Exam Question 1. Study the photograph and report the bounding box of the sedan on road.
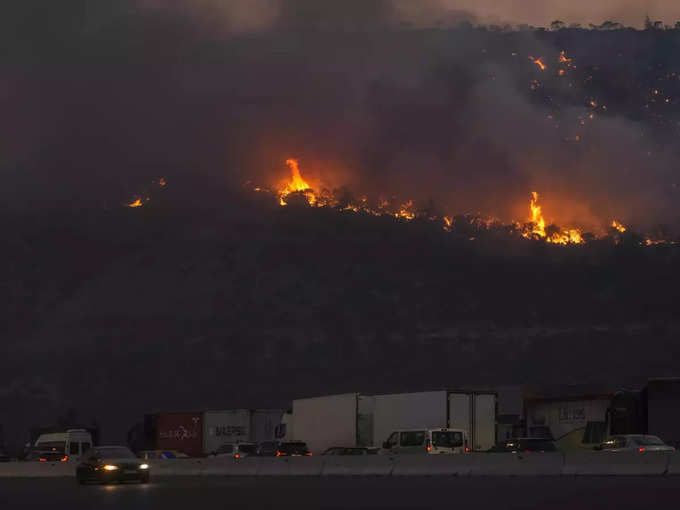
[595,435,675,453]
[76,446,150,484]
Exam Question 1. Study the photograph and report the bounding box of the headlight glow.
[139,464,149,470]
[103,465,119,471]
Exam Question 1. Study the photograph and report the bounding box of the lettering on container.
[159,417,201,442]
[212,425,247,437]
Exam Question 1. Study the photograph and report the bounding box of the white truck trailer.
[292,390,497,454]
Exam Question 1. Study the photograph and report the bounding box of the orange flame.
[523,192,583,244]
[529,191,546,237]
[158,177,167,187]
[612,220,626,233]
[278,158,317,206]
[127,197,145,208]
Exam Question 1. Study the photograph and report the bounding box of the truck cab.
[381,428,469,455]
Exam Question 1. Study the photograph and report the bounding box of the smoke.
[0,0,678,230]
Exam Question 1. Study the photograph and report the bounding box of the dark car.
[257,441,280,457]
[276,441,312,457]
[488,438,557,453]
[76,446,150,484]
[0,450,11,462]
[321,447,375,456]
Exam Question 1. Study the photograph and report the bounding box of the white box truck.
[292,390,497,454]
[373,390,497,452]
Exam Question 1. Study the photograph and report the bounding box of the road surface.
[1,476,679,509]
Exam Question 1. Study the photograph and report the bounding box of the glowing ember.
[612,220,626,233]
[558,50,573,65]
[127,197,145,208]
[158,177,167,187]
[529,56,546,71]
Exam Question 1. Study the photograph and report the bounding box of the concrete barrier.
[391,454,472,476]
[470,453,564,476]
[150,458,206,476]
[666,453,680,475]
[0,461,75,477]
[321,456,395,476]
[256,457,324,476]
[201,458,259,476]
[563,451,671,476]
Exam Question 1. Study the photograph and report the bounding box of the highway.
[1,476,679,509]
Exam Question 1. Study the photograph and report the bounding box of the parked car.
[594,435,675,453]
[210,442,257,459]
[257,441,280,457]
[76,446,150,484]
[276,441,312,457]
[321,447,376,456]
[139,450,188,460]
[24,447,69,462]
[0,450,11,462]
[381,428,469,455]
[487,438,557,453]
[34,429,92,462]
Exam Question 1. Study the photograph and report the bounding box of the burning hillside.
[248,158,671,246]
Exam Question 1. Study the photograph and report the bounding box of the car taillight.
[276,451,282,457]
[39,458,47,462]
[60,456,68,462]
[465,447,470,453]
[234,453,240,459]
[525,450,533,453]
[638,447,645,452]
[426,439,431,453]
[305,452,312,456]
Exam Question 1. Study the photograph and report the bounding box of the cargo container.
[156,412,203,457]
[291,390,497,454]
[203,409,284,455]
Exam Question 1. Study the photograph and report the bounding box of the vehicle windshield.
[432,431,464,448]
[279,442,308,453]
[238,444,256,454]
[521,439,557,451]
[95,447,137,458]
[634,436,666,446]
[35,442,65,451]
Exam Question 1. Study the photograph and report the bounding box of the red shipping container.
[156,412,203,457]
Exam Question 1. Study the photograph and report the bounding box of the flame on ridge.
[612,220,626,233]
[279,158,317,206]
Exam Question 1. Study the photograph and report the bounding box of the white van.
[34,429,93,461]
[381,428,469,455]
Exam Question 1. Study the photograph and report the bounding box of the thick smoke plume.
[2,1,678,231]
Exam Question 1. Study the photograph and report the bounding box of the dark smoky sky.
[1,0,679,229]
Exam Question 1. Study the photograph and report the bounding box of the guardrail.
[1,452,678,478]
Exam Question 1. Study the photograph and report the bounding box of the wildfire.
[529,56,546,71]
[528,191,546,237]
[558,50,572,65]
[612,220,626,233]
[251,159,672,248]
[158,177,167,187]
[522,192,583,244]
[278,158,317,206]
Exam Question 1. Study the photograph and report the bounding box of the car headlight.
[139,464,149,470]
[103,465,119,471]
